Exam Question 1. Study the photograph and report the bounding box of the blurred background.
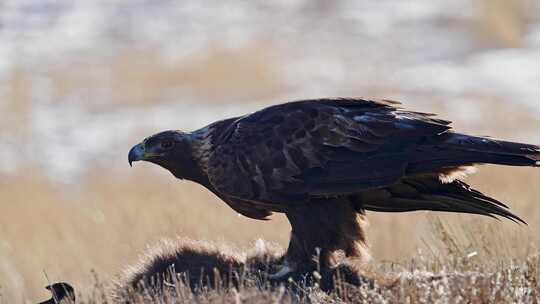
[1,0,540,302]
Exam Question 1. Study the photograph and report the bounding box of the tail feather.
[408,133,540,174]
[441,133,540,165]
[359,132,536,222]
[360,177,525,224]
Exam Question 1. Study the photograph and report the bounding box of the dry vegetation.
[2,157,540,303]
[4,91,540,301]
[2,1,540,302]
[4,77,540,303]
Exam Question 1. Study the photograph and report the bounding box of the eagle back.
[203,98,451,209]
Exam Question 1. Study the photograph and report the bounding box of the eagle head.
[128,130,195,179]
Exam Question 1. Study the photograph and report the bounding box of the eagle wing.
[206,98,452,208]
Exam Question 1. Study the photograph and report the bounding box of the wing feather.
[206,98,451,207]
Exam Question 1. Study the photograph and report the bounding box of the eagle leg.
[281,199,370,278]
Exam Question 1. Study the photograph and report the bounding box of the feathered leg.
[272,199,369,280]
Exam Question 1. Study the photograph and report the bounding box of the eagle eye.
[160,140,174,150]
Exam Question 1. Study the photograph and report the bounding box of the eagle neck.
[186,126,213,185]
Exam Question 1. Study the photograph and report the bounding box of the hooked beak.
[128,143,145,167]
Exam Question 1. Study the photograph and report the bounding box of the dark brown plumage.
[38,282,75,304]
[128,98,540,277]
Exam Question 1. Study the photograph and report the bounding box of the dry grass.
[3,87,540,303]
[2,162,540,303]
[0,168,291,302]
[2,92,540,303]
[1,103,539,302]
[1,3,539,300]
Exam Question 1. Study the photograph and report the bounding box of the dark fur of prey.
[111,238,376,302]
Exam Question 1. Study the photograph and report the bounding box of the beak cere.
[128,143,145,167]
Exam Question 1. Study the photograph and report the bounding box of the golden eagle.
[129,98,539,277]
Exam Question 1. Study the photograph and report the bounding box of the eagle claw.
[268,265,295,280]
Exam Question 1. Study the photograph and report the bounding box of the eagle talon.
[268,265,295,280]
